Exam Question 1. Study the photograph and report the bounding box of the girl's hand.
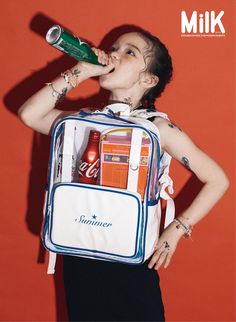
[148,222,184,270]
[74,48,115,79]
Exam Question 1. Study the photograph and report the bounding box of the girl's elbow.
[204,168,230,193]
[214,170,230,194]
[18,106,33,128]
[222,172,230,192]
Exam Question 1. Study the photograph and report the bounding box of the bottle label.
[78,159,100,179]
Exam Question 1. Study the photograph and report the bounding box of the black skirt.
[63,255,165,321]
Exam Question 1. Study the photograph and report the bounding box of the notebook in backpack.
[42,103,175,274]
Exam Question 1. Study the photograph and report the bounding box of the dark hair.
[137,30,173,111]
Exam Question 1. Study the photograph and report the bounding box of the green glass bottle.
[46,25,102,65]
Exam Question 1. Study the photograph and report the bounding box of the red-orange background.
[0,1,235,321]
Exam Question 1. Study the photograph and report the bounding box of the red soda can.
[78,130,100,184]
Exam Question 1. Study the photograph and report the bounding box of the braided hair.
[137,30,173,112]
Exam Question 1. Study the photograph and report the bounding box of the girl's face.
[99,32,150,95]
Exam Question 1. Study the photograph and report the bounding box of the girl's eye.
[110,47,116,52]
[126,49,135,56]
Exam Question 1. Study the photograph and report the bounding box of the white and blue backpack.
[42,103,175,274]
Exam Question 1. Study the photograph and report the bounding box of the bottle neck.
[88,138,99,144]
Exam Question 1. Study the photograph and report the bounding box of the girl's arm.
[18,51,114,135]
[148,117,229,270]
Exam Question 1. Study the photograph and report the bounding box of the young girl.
[18,27,229,321]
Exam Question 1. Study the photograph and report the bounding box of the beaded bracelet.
[174,218,193,239]
[61,68,80,88]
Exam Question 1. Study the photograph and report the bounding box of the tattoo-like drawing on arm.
[182,156,191,171]
[56,87,68,104]
[168,121,182,132]
[71,68,81,76]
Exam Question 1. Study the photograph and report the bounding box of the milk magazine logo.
[75,214,112,228]
[181,11,226,37]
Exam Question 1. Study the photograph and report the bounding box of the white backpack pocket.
[46,183,144,262]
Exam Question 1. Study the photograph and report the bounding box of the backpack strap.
[47,252,57,274]
[127,128,143,193]
[130,108,169,120]
[158,153,175,228]
[130,109,175,228]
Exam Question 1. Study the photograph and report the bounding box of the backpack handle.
[78,109,134,125]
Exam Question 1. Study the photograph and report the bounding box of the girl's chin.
[99,77,115,90]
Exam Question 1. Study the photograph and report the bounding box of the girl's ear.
[141,73,159,89]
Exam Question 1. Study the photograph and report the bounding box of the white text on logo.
[181,11,225,35]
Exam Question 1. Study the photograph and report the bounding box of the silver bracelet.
[174,218,193,239]
[46,82,68,103]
